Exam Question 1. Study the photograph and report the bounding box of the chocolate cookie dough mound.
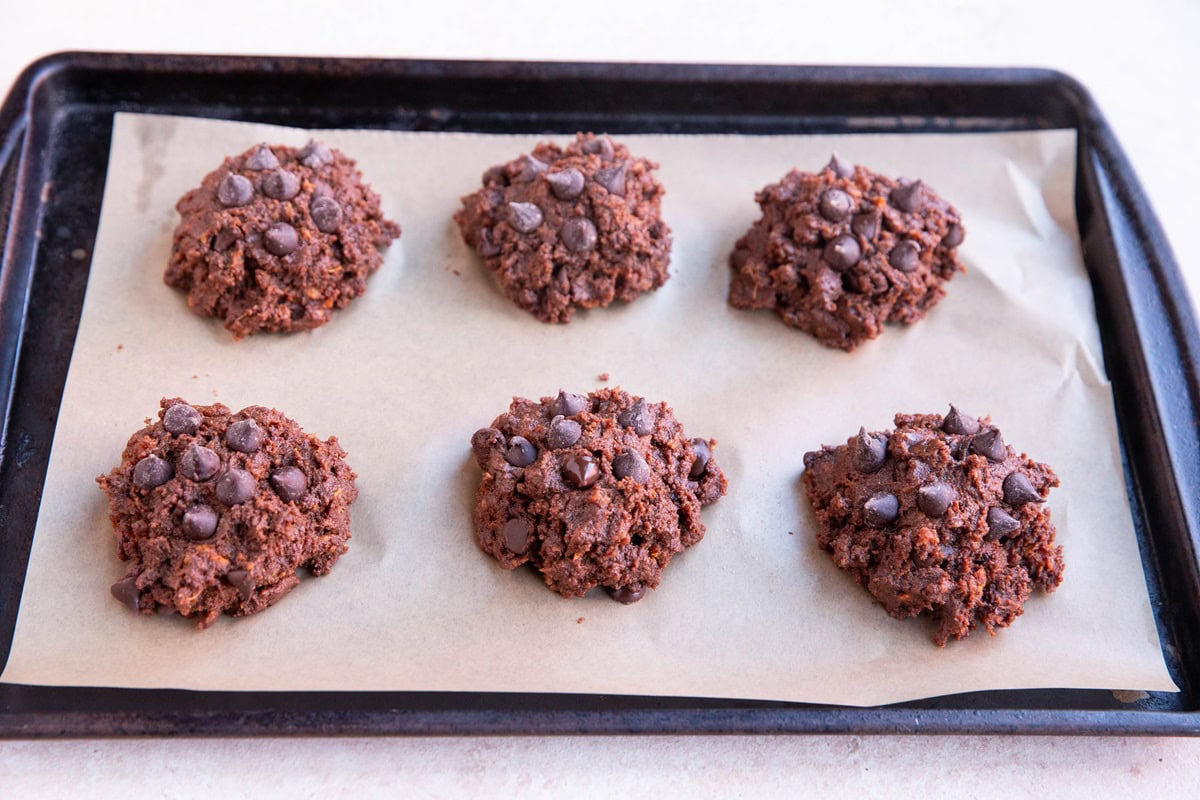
[167,141,400,338]
[97,398,358,628]
[455,133,672,323]
[730,154,965,351]
[470,388,726,602]
[801,406,1062,644]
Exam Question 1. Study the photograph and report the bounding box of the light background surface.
[1,0,1198,796]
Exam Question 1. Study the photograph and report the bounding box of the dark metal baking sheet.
[0,53,1196,737]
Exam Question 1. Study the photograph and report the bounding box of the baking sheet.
[0,113,1177,706]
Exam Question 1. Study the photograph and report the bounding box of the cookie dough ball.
[167,141,400,338]
[729,154,965,350]
[97,398,358,628]
[470,388,726,602]
[455,133,673,323]
[802,406,1063,645]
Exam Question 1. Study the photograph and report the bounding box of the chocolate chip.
[133,454,172,489]
[179,444,220,482]
[917,482,956,517]
[594,164,627,196]
[608,583,646,604]
[689,439,711,480]
[1002,472,1042,506]
[110,576,140,611]
[970,429,1006,462]
[987,507,1021,540]
[163,403,201,436]
[182,504,219,540]
[311,196,343,233]
[517,155,548,183]
[482,165,506,185]
[890,180,926,213]
[502,518,530,555]
[546,168,585,200]
[617,399,654,435]
[227,569,255,598]
[504,436,537,467]
[612,450,650,483]
[270,466,307,502]
[826,153,855,179]
[863,492,899,527]
[215,468,256,505]
[263,222,299,256]
[478,227,501,257]
[213,228,240,252]
[226,418,264,453]
[851,212,879,241]
[216,174,253,207]
[245,144,280,170]
[560,217,598,252]
[851,427,887,474]
[942,223,964,248]
[823,234,861,271]
[819,188,854,222]
[312,181,335,200]
[508,202,543,233]
[262,169,301,201]
[551,390,589,417]
[562,453,600,488]
[941,405,980,435]
[889,240,921,272]
[547,416,582,449]
[299,140,333,168]
[582,135,615,160]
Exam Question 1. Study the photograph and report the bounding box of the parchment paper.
[0,113,1177,705]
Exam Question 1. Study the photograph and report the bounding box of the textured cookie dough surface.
[471,388,727,602]
[455,133,673,323]
[729,154,965,350]
[802,407,1063,645]
[167,141,400,338]
[97,398,358,628]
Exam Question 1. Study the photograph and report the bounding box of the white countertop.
[2,1,1198,796]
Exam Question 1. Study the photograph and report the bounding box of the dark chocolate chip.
[263,222,299,256]
[546,168,585,200]
[299,140,333,168]
[182,504,219,540]
[312,181,335,200]
[890,180,926,213]
[689,439,711,480]
[608,583,646,604]
[851,212,879,241]
[917,482,956,517]
[863,492,900,527]
[226,418,264,453]
[133,454,172,489]
[851,427,887,474]
[818,188,854,222]
[517,155,548,182]
[612,450,651,484]
[477,227,501,257]
[560,217,598,252]
[245,144,280,170]
[215,468,256,505]
[547,416,582,450]
[110,576,141,611]
[1002,472,1042,506]
[482,165,506,186]
[227,569,255,598]
[310,196,343,233]
[942,223,965,248]
[504,436,537,467]
[617,399,654,436]
[562,453,600,488]
[163,403,201,436]
[551,390,588,417]
[594,164,627,196]
[826,153,855,179]
[942,405,981,435]
[508,201,543,233]
[179,444,220,482]
[262,169,300,200]
[216,174,253,207]
[823,234,862,271]
[581,135,615,160]
[502,518,530,555]
[889,240,921,272]
[987,506,1021,540]
[213,228,240,252]
[270,466,307,502]
[970,429,1007,462]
